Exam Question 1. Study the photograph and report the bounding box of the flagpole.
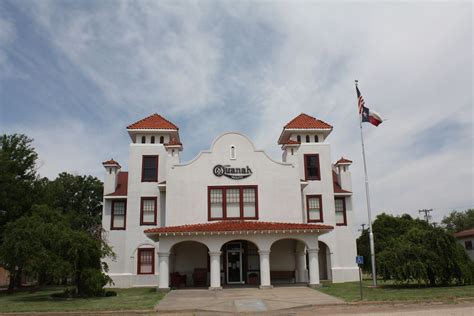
[355,80,377,287]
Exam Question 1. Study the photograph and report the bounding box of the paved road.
[267,301,474,316]
[157,302,474,315]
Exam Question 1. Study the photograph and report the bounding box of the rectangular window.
[111,200,126,230]
[141,155,158,182]
[208,186,258,220]
[140,197,157,225]
[307,195,323,222]
[209,188,224,219]
[226,188,241,218]
[137,248,155,274]
[304,154,320,180]
[335,197,347,226]
[465,241,473,250]
[243,188,256,218]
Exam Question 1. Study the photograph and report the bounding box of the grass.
[0,286,166,313]
[317,279,474,302]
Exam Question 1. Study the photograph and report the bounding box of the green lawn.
[317,280,474,302]
[0,287,166,313]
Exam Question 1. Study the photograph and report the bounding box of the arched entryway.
[270,238,308,284]
[169,241,209,288]
[318,241,332,281]
[220,240,259,286]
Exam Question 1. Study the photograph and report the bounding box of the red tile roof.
[102,159,121,167]
[145,221,333,234]
[454,228,474,238]
[127,113,178,130]
[332,171,352,194]
[333,182,351,194]
[281,139,301,145]
[165,138,182,146]
[336,157,352,164]
[105,172,128,196]
[284,113,333,130]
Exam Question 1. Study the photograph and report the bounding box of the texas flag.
[356,85,383,127]
[361,106,383,126]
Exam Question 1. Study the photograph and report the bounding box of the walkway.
[154,285,344,313]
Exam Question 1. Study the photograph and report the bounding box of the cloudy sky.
[1,0,472,228]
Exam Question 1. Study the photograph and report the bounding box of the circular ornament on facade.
[213,164,225,177]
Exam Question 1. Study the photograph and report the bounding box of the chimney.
[102,159,121,195]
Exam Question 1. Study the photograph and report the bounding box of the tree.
[358,213,474,285]
[378,226,474,286]
[0,134,39,239]
[0,205,113,295]
[46,173,104,239]
[356,213,428,272]
[442,209,474,233]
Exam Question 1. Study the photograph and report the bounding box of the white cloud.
[6,120,129,180]
[4,1,473,227]
[28,1,222,115]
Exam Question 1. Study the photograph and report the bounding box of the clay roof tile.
[127,113,178,130]
[284,113,333,130]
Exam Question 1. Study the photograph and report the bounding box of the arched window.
[230,146,236,159]
[141,136,146,144]
[159,136,164,144]
[151,136,155,144]
[297,135,301,142]
[305,135,310,143]
[314,135,319,143]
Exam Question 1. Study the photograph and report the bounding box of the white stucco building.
[102,113,359,289]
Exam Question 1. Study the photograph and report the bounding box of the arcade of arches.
[154,234,332,290]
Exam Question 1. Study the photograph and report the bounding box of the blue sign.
[356,256,364,265]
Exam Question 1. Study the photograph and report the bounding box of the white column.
[209,251,222,290]
[295,250,308,283]
[158,252,170,290]
[307,248,320,287]
[258,250,272,289]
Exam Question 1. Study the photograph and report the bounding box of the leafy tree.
[358,213,474,285]
[46,173,104,239]
[0,134,39,239]
[356,213,428,272]
[378,226,474,285]
[0,205,113,295]
[442,209,474,233]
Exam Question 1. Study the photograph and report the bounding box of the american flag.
[356,85,365,114]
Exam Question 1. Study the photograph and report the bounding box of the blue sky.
[1,0,472,227]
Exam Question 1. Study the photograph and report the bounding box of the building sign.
[213,164,253,180]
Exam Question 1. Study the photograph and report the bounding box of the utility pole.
[419,209,433,223]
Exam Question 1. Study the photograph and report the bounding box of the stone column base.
[209,286,223,291]
[259,285,274,289]
[156,287,170,292]
[308,284,322,288]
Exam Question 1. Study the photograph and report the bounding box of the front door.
[226,242,243,284]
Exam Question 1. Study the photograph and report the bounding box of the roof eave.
[278,128,333,144]
[104,195,128,199]
[145,227,333,237]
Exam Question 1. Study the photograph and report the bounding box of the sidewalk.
[155,286,344,313]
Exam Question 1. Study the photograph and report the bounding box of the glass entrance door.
[226,242,243,284]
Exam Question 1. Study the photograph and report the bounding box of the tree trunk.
[15,267,22,289]
[7,271,15,294]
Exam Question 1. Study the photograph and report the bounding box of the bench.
[270,270,295,283]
